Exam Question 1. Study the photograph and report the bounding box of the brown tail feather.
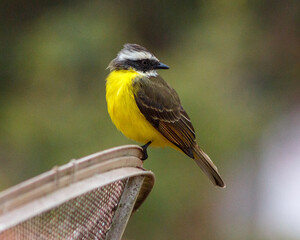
[192,144,225,188]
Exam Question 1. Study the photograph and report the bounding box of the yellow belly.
[106,69,170,147]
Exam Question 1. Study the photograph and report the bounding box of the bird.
[105,43,225,188]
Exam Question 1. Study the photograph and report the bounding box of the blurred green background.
[1,0,299,239]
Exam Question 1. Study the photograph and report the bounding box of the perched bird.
[106,43,225,188]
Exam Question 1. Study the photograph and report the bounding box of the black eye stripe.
[125,59,158,71]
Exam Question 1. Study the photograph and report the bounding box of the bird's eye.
[142,60,147,65]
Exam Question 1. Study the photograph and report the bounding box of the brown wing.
[133,75,196,158]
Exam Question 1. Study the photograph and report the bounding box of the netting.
[0,145,155,240]
[0,179,126,240]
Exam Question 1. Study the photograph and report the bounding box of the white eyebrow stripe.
[117,50,158,62]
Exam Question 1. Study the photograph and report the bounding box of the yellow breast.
[105,69,170,146]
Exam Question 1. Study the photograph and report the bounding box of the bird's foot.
[140,141,152,161]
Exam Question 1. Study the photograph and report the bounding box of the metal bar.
[106,176,144,240]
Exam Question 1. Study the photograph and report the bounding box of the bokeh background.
[1,0,300,239]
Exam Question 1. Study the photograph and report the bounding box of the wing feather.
[133,74,225,187]
[133,75,195,157]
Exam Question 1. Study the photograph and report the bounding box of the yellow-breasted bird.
[106,43,225,188]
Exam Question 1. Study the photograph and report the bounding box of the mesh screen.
[0,179,127,240]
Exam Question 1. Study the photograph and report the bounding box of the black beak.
[155,62,169,70]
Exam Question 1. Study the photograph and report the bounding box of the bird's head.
[107,43,169,76]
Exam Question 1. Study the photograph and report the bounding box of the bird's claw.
[140,141,152,161]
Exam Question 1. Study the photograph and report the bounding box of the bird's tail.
[192,144,225,188]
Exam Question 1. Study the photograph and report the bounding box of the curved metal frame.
[0,145,155,238]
